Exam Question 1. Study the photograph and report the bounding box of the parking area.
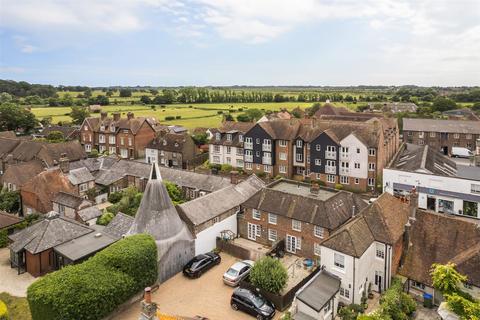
[121,253,283,320]
[0,248,36,297]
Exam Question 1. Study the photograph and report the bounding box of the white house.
[289,193,411,319]
[176,175,265,255]
[339,133,369,183]
[383,143,480,219]
[208,121,255,168]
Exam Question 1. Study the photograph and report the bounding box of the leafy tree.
[40,116,52,127]
[220,164,233,173]
[69,106,90,125]
[0,103,38,132]
[192,133,208,146]
[108,191,123,204]
[107,186,143,216]
[119,89,132,97]
[89,148,99,158]
[307,102,321,116]
[245,108,263,121]
[338,304,364,320]
[224,114,234,121]
[140,95,152,104]
[163,180,185,205]
[431,262,467,295]
[431,97,457,112]
[0,188,20,213]
[97,212,115,226]
[472,102,480,111]
[236,114,251,122]
[0,92,13,103]
[45,130,65,143]
[249,256,288,294]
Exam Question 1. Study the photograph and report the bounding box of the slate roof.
[42,126,79,139]
[177,175,265,227]
[95,159,231,193]
[84,115,156,135]
[403,118,480,134]
[0,211,22,230]
[389,144,458,176]
[68,167,95,185]
[53,224,116,261]
[9,213,93,254]
[296,270,341,312]
[0,138,86,166]
[103,212,134,239]
[160,166,231,193]
[77,206,103,222]
[53,191,89,209]
[69,155,119,173]
[398,210,480,287]
[321,193,410,257]
[1,160,44,188]
[242,179,367,230]
[22,168,76,213]
[147,131,192,152]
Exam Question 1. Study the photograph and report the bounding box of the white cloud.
[13,35,38,53]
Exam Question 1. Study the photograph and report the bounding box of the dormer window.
[227,134,232,141]
[296,140,303,148]
[174,142,179,147]
[216,133,221,141]
[100,125,105,131]
[239,135,243,142]
[110,125,115,132]
[163,140,167,146]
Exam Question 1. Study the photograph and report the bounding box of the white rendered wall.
[195,213,237,255]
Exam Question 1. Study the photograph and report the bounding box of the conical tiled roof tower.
[128,163,194,283]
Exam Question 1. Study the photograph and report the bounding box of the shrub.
[0,230,8,248]
[377,279,416,320]
[335,183,343,190]
[220,164,233,173]
[0,300,8,320]
[27,234,157,320]
[249,256,288,294]
[445,293,480,319]
[165,116,175,121]
[175,116,181,119]
[96,212,114,226]
[108,192,122,204]
[89,149,99,158]
[338,304,364,320]
[431,262,467,295]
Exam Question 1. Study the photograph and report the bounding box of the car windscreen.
[249,293,265,308]
[226,268,239,277]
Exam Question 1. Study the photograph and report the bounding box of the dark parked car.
[183,252,221,278]
[230,287,275,320]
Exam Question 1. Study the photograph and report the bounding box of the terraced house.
[239,179,367,260]
[208,121,255,169]
[403,118,480,155]
[79,111,157,159]
[243,114,399,192]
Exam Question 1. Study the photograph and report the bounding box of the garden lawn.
[0,292,32,320]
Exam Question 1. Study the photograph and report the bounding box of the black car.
[182,252,221,278]
[230,288,275,320]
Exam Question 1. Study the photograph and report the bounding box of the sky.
[0,0,479,87]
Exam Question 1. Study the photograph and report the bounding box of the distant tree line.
[0,80,57,98]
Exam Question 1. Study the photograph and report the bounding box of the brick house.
[243,115,399,192]
[403,118,480,154]
[79,112,157,159]
[21,168,76,215]
[145,130,198,169]
[209,121,255,169]
[1,160,44,191]
[239,179,367,260]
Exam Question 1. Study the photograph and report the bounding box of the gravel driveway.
[0,248,36,297]
[121,253,283,320]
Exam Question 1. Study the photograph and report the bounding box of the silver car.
[223,260,254,286]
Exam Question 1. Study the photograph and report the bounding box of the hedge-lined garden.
[27,234,157,320]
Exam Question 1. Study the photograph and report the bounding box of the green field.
[31,102,320,129]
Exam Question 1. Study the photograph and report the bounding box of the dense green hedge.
[27,234,157,320]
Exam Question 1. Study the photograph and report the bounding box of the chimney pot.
[127,112,134,120]
[113,112,121,121]
[100,111,107,120]
[59,153,70,173]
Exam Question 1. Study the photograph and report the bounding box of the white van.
[451,147,474,158]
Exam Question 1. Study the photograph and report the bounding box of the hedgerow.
[27,234,157,320]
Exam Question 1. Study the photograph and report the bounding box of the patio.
[0,248,36,297]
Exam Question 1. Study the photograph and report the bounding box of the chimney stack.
[352,205,356,217]
[59,153,70,174]
[113,112,121,122]
[230,170,239,184]
[409,186,418,219]
[127,112,134,120]
[100,111,108,120]
[139,287,158,320]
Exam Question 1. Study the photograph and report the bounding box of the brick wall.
[239,207,330,260]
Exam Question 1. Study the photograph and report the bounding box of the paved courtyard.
[121,253,283,320]
[0,248,36,297]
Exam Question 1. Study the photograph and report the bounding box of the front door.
[375,271,383,293]
[427,197,436,211]
[286,235,297,253]
[247,223,259,241]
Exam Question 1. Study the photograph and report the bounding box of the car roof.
[230,261,250,271]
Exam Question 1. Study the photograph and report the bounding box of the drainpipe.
[352,256,356,304]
